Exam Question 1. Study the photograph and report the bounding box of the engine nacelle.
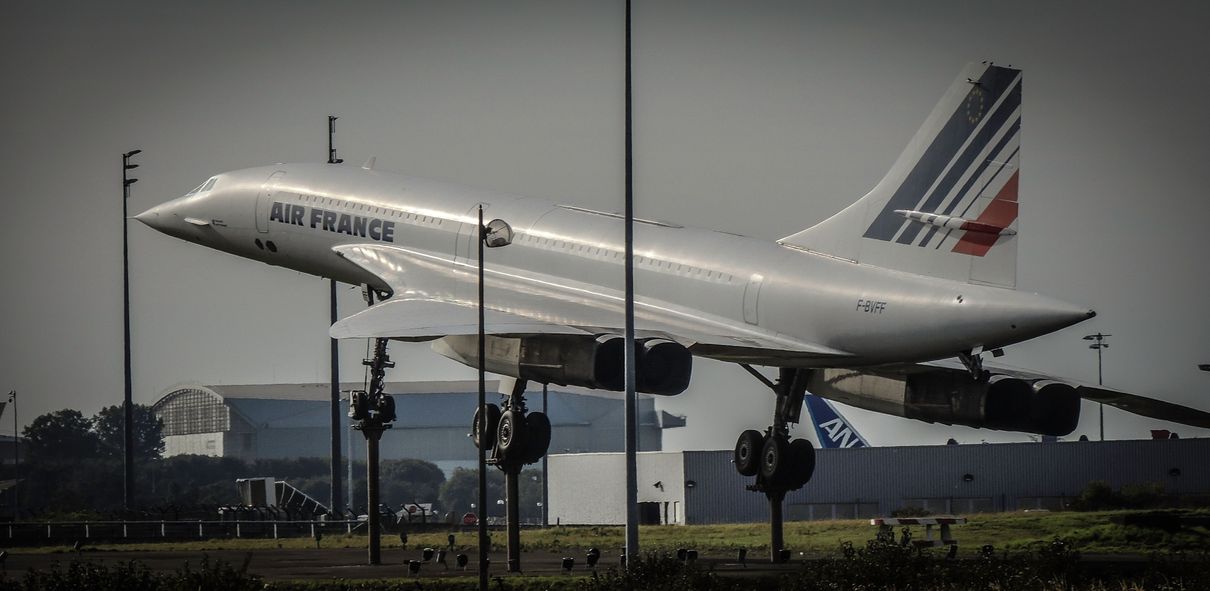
[432,334,692,396]
[806,369,1080,436]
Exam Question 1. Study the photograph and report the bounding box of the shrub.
[890,505,933,518]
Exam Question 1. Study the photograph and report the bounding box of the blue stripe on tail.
[863,65,1020,242]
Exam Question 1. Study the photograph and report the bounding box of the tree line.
[8,405,543,521]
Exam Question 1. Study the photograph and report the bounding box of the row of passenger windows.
[515,233,734,283]
[294,193,443,226]
[285,192,731,283]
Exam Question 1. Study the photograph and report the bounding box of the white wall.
[164,432,223,457]
[548,451,685,525]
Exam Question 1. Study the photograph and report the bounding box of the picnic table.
[870,515,967,549]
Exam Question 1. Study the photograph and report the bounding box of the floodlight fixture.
[483,219,514,248]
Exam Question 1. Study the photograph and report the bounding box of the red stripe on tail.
[952,170,1018,256]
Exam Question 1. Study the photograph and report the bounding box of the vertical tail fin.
[805,394,870,449]
[781,62,1022,287]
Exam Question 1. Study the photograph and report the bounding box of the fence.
[2,519,364,544]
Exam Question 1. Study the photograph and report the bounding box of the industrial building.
[152,380,683,474]
[548,438,1207,525]
[0,435,24,466]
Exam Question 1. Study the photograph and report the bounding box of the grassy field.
[13,509,1210,557]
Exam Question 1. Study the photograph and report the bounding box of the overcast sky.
[2,0,1208,450]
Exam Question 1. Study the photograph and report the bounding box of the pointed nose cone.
[135,203,170,233]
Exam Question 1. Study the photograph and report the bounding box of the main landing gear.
[471,377,552,573]
[348,337,398,565]
[735,366,817,563]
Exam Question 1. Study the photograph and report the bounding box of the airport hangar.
[151,380,685,475]
[547,438,1208,525]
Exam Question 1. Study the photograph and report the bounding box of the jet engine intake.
[806,369,1080,436]
[432,334,692,395]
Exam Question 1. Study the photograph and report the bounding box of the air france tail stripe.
[863,65,1020,242]
[937,120,1020,220]
[952,170,1019,256]
[955,145,1020,220]
[932,146,1019,249]
[899,95,1022,247]
[894,80,1021,245]
[920,127,1020,248]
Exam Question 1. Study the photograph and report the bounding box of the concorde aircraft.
[138,62,1210,490]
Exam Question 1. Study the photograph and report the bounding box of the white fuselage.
[137,163,1092,367]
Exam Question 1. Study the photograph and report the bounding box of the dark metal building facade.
[550,439,1207,525]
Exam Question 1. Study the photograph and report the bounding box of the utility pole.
[122,149,141,511]
[477,205,489,591]
[327,115,344,516]
[1082,332,1111,440]
[541,383,549,527]
[7,390,16,518]
[622,0,640,563]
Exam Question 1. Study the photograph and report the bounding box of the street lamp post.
[1082,332,1111,440]
[122,149,141,511]
[541,383,548,527]
[622,0,640,564]
[326,115,344,518]
[477,207,513,591]
[7,390,16,518]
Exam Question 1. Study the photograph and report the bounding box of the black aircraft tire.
[759,436,786,484]
[787,439,817,489]
[733,430,764,477]
[522,411,552,465]
[376,394,397,423]
[472,404,501,451]
[497,409,527,463]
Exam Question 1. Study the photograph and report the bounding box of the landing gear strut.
[736,366,817,563]
[349,337,397,566]
[471,377,551,573]
[958,349,989,382]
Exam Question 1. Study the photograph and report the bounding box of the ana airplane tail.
[805,394,869,449]
[781,62,1022,288]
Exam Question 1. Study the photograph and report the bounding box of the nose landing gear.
[734,366,817,563]
[470,377,552,573]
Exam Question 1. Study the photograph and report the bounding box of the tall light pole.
[477,208,513,591]
[326,115,344,517]
[622,0,640,564]
[7,390,16,518]
[1083,332,1110,441]
[541,383,548,527]
[122,149,141,511]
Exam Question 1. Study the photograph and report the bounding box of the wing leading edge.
[328,242,852,362]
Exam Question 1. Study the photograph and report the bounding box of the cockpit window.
[185,177,218,196]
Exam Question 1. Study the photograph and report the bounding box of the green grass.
[265,576,588,591]
[12,509,1210,557]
